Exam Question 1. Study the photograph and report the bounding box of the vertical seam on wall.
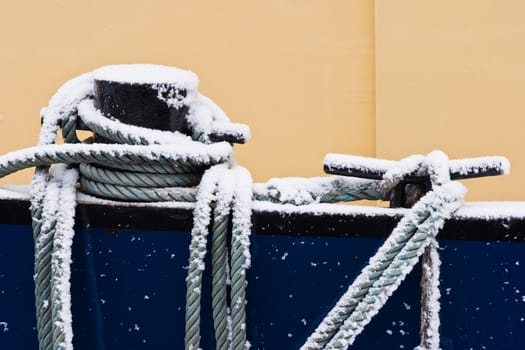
[373,0,378,158]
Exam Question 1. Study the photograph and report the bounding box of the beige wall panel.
[0,1,375,185]
[376,0,525,200]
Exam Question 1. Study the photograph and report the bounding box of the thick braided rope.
[0,143,231,179]
[0,126,382,350]
[301,180,465,350]
[1,71,450,350]
[50,166,78,350]
[31,107,69,350]
[211,173,235,350]
[27,90,233,349]
[16,72,252,350]
[185,166,221,350]
[323,190,459,348]
[253,176,382,205]
[33,170,60,350]
[417,241,441,350]
[416,151,450,350]
[230,166,253,350]
[184,165,253,350]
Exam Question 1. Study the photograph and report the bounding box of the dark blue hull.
[0,201,524,349]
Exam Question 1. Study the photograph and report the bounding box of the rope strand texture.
[12,71,260,350]
[301,151,466,350]
[0,71,473,350]
[0,106,385,350]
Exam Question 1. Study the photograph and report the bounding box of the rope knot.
[380,150,451,200]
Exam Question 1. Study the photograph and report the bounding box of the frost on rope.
[77,99,195,145]
[0,142,233,178]
[49,165,79,350]
[416,151,448,350]
[39,73,94,145]
[42,64,249,146]
[379,155,426,194]
[188,165,226,273]
[301,182,466,350]
[416,240,441,350]
[253,176,380,205]
[8,183,525,220]
[232,166,254,269]
[184,93,251,143]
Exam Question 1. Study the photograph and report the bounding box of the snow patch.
[93,64,199,90]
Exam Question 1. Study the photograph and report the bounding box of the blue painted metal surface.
[0,223,524,349]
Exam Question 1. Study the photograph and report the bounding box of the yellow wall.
[0,1,375,184]
[0,1,524,201]
[376,0,525,200]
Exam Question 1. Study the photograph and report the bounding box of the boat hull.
[0,200,524,349]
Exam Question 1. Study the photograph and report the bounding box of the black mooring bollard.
[91,64,198,138]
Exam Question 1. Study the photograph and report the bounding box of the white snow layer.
[2,186,525,219]
[39,72,94,145]
[39,64,249,148]
[253,176,380,205]
[253,201,404,217]
[449,156,510,176]
[301,182,466,349]
[49,165,78,350]
[0,185,31,199]
[232,166,254,269]
[0,142,233,175]
[416,240,442,350]
[324,153,510,178]
[185,94,251,143]
[455,202,525,219]
[92,64,199,90]
[324,154,395,174]
[77,99,196,145]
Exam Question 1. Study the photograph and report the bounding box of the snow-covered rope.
[50,165,78,350]
[301,151,466,350]
[8,67,253,350]
[0,65,500,350]
[0,66,380,350]
[253,176,381,205]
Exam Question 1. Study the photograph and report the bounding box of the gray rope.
[301,151,464,350]
[0,83,467,350]
[185,166,220,350]
[417,242,441,350]
[211,174,234,350]
[301,181,465,349]
[230,167,253,350]
[33,176,57,350]
[184,165,253,350]
[79,163,201,187]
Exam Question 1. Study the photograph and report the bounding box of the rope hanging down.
[301,151,466,350]
[0,67,381,350]
[0,65,510,350]
[19,68,257,350]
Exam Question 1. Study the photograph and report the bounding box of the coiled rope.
[0,68,383,350]
[1,70,255,350]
